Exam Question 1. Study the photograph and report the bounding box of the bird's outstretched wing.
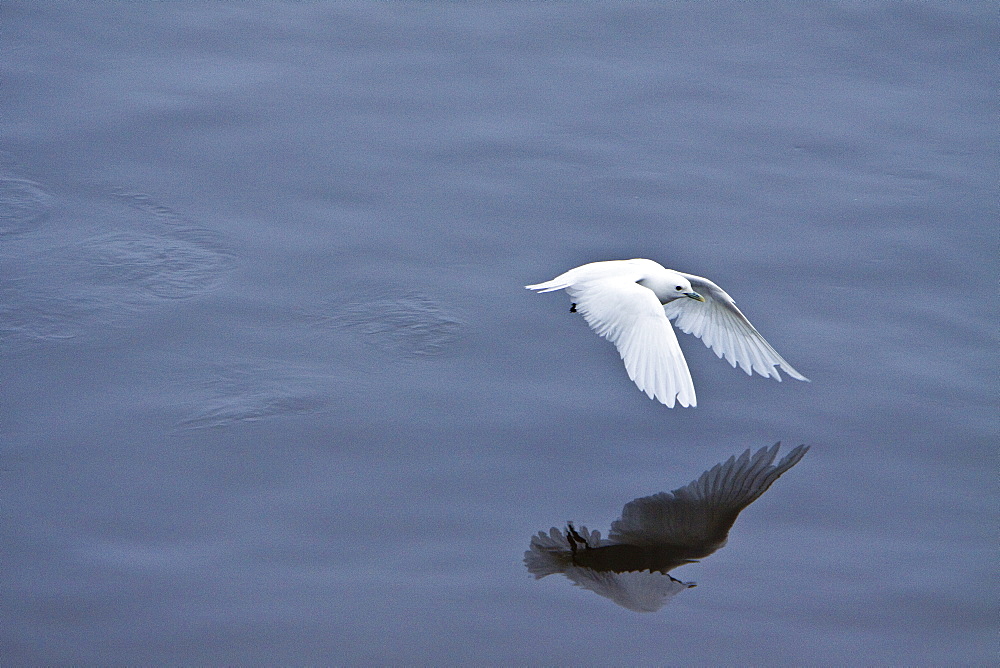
[608,444,809,556]
[661,272,808,382]
[538,275,697,408]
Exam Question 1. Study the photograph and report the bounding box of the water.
[2,2,996,664]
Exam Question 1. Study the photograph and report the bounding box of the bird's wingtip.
[787,368,810,382]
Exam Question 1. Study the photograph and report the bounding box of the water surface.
[1,2,996,664]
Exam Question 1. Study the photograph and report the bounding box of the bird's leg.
[667,573,696,588]
[565,522,588,555]
[566,522,583,544]
[565,523,581,564]
[566,522,590,556]
[569,303,577,313]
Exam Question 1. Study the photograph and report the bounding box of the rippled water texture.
[0,177,51,235]
[1,2,996,665]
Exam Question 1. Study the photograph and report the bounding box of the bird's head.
[675,279,705,302]
[638,267,705,304]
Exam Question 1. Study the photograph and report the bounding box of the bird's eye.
[675,286,683,291]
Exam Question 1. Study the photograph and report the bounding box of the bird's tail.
[524,526,606,578]
[525,278,570,293]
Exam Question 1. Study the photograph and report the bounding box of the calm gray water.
[2,2,996,664]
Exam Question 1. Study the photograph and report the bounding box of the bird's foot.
[667,573,697,588]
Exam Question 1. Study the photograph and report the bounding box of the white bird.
[524,443,809,612]
[526,258,808,407]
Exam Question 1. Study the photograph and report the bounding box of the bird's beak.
[685,292,705,302]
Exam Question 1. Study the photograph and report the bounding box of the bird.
[525,258,808,407]
[524,442,809,612]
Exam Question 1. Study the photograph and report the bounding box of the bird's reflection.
[524,443,808,612]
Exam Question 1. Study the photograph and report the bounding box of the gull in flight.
[526,258,808,407]
[524,443,809,612]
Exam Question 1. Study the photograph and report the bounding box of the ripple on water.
[178,395,329,430]
[0,288,100,343]
[305,293,464,359]
[0,177,52,235]
[174,363,329,431]
[73,231,234,299]
[2,183,236,346]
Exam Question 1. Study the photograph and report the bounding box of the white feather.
[662,272,808,381]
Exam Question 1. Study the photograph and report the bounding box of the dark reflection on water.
[526,443,808,612]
